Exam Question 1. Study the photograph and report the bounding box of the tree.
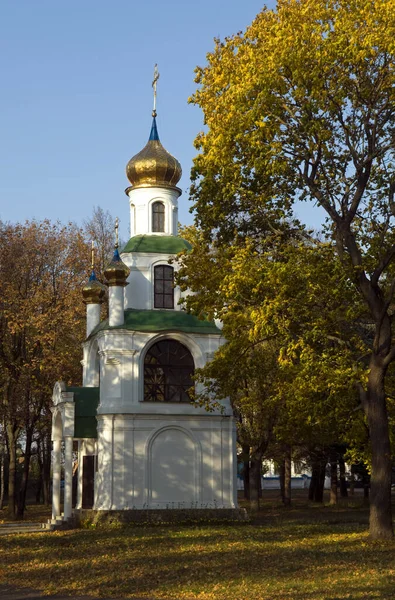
[177,226,365,507]
[0,220,88,517]
[189,0,395,539]
[84,207,118,280]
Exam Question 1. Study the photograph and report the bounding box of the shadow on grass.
[1,491,394,599]
[1,519,394,599]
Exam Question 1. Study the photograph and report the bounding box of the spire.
[149,116,159,141]
[82,241,106,305]
[149,64,160,141]
[89,240,97,281]
[115,216,119,249]
[104,217,130,287]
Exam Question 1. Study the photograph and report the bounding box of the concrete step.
[45,515,75,531]
[0,523,49,535]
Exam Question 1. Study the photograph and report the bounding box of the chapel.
[51,93,237,521]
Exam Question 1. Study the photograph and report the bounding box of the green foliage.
[186,3,395,533]
[177,227,366,456]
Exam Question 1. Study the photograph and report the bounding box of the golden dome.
[126,115,182,189]
[82,271,107,304]
[104,248,130,287]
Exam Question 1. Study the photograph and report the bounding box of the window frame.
[154,264,174,309]
[152,201,165,233]
[143,339,195,403]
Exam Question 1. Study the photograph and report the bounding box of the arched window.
[144,340,194,403]
[152,201,165,232]
[154,265,174,309]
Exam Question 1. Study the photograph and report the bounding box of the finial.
[91,240,95,270]
[115,217,119,249]
[152,64,159,117]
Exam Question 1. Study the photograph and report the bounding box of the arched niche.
[52,409,64,442]
[86,339,100,387]
[147,197,171,235]
[146,426,201,507]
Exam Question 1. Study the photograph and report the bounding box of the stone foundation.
[74,507,248,527]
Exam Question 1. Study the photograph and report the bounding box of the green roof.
[91,309,221,336]
[66,387,99,439]
[122,235,192,254]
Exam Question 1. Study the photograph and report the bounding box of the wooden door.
[82,455,95,509]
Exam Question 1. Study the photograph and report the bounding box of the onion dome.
[126,114,182,189]
[104,247,130,287]
[82,270,107,304]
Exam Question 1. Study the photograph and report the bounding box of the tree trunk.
[6,423,19,519]
[364,359,393,539]
[239,444,250,500]
[316,461,326,503]
[338,454,348,498]
[16,428,33,518]
[279,461,285,503]
[308,467,318,501]
[249,452,262,510]
[43,435,52,505]
[36,438,43,504]
[35,476,42,504]
[284,449,291,506]
[329,450,338,505]
[309,457,326,503]
[0,452,5,510]
[364,480,370,500]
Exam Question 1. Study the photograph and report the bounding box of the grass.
[0,491,395,599]
[0,503,51,524]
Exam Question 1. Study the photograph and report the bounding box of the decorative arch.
[145,424,202,507]
[51,382,75,440]
[86,339,100,387]
[52,408,64,442]
[148,197,171,235]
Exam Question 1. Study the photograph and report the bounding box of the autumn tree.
[189,0,395,539]
[0,220,89,517]
[177,226,365,507]
[84,207,119,280]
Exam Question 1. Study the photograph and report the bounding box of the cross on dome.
[125,68,182,190]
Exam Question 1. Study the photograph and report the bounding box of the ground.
[0,491,394,600]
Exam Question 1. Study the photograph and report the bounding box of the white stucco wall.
[127,186,180,237]
[79,326,236,511]
[95,414,237,510]
[121,253,183,311]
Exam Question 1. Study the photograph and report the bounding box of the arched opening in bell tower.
[152,201,165,232]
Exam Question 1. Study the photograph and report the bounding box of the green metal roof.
[67,386,99,439]
[90,309,221,336]
[122,235,192,254]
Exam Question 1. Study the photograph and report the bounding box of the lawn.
[0,491,394,600]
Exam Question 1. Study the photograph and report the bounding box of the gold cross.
[91,240,95,270]
[115,217,119,249]
[152,64,159,116]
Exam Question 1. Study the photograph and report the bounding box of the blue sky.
[0,0,324,240]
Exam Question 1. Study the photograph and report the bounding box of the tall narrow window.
[154,265,174,309]
[152,201,165,232]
